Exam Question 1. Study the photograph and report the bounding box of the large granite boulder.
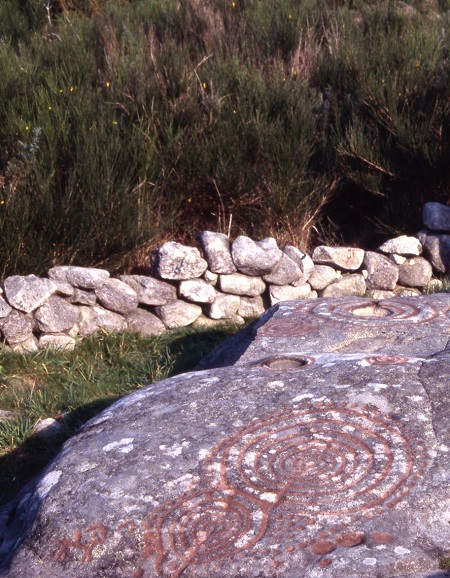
[3,294,450,578]
[120,275,177,306]
[363,251,399,291]
[48,266,110,290]
[377,236,422,256]
[416,230,450,273]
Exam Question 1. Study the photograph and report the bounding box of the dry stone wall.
[0,202,450,352]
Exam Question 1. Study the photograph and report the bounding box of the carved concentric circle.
[157,489,267,566]
[207,405,425,517]
[308,298,439,325]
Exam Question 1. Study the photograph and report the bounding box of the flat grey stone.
[0,297,12,319]
[34,296,80,333]
[120,275,177,306]
[95,279,139,315]
[153,242,208,280]
[378,235,422,256]
[51,280,75,297]
[232,236,282,276]
[423,201,450,231]
[155,300,202,328]
[312,246,365,271]
[124,309,166,336]
[363,252,399,291]
[3,275,57,313]
[2,352,450,577]
[198,231,236,274]
[219,273,266,297]
[179,279,216,303]
[68,289,96,306]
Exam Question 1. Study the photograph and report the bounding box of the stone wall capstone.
[0,202,449,352]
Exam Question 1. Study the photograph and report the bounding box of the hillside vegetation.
[1,0,450,276]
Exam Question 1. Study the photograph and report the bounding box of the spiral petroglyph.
[204,405,425,517]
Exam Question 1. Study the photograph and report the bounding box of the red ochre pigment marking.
[320,558,333,567]
[53,404,426,577]
[371,532,395,545]
[54,524,107,563]
[258,318,321,338]
[364,355,408,366]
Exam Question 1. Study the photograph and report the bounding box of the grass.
[1,1,450,275]
[0,325,240,507]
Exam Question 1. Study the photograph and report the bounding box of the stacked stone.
[0,202,448,352]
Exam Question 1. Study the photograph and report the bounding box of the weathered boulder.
[77,306,126,337]
[282,246,314,282]
[2,335,450,578]
[203,270,219,285]
[124,309,166,336]
[119,275,177,306]
[321,274,366,297]
[378,235,422,256]
[178,279,216,303]
[388,254,407,265]
[397,257,433,288]
[262,253,302,285]
[95,279,139,315]
[422,201,450,231]
[52,280,75,297]
[219,273,266,297]
[363,252,399,290]
[155,300,202,328]
[269,283,312,305]
[198,231,236,274]
[312,246,365,271]
[207,293,241,319]
[231,236,282,276]
[48,266,110,290]
[3,275,57,313]
[308,265,339,291]
[153,242,208,280]
[34,296,80,333]
[0,310,35,345]
[365,289,396,299]
[192,314,245,328]
[416,230,450,273]
[32,418,63,439]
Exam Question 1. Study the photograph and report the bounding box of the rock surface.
[363,251,399,290]
[231,236,282,276]
[2,295,450,578]
[416,230,450,273]
[153,242,208,280]
[198,231,236,274]
[3,275,57,313]
[312,246,365,271]
[378,235,422,256]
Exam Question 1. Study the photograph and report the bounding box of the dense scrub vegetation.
[1,0,450,276]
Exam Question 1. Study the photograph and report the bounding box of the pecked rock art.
[1,296,450,577]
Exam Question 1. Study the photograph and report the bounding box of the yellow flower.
[48,106,52,110]
[25,126,29,131]
[231,1,236,7]
[69,86,74,92]
[0,200,4,205]
[113,121,118,125]
[202,82,207,89]
[106,81,110,88]
[59,89,63,93]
